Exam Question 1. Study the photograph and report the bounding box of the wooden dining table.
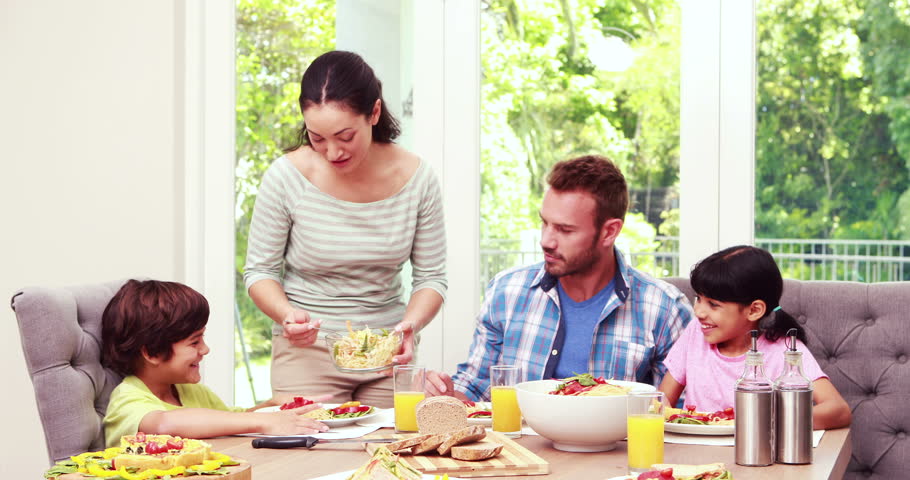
[207,427,851,480]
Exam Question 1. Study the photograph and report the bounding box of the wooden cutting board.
[365,431,549,477]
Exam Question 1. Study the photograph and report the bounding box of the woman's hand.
[392,320,417,366]
[260,404,330,435]
[282,309,322,348]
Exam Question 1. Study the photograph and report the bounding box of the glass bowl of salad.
[325,324,403,373]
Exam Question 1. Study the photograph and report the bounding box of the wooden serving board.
[365,431,549,477]
[57,461,251,480]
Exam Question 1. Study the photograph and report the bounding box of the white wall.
[0,1,182,476]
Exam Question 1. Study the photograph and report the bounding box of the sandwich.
[346,446,423,480]
[637,463,732,479]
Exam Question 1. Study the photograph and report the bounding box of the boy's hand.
[261,404,330,435]
[282,309,322,348]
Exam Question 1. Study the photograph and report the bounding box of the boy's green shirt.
[103,375,244,447]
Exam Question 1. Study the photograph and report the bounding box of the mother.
[243,51,447,407]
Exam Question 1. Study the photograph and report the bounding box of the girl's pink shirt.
[664,319,827,411]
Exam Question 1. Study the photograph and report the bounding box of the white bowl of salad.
[325,324,403,374]
[516,374,655,452]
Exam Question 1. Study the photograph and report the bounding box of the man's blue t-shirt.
[553,279,614,379]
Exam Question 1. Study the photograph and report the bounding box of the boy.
[102,279,329,447]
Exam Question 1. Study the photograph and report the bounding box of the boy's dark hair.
[101,279,209,376]
[285,50,401,152]
[547,154,629,229]
[690,245,806,343]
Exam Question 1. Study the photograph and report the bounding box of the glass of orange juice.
[393,365,426,433]
[627,391,664,474]
[490,364,522,438]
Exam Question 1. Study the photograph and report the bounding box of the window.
[754,0,910,281]
[479,0,682,292]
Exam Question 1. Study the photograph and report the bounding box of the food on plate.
[437,425,486,455]
[115,433,210,471]
[548,373,632,396]
[462,400,492,419]
[346,446,422,480]
[638,462,733,479]
[450,442,504,461]
[279,395,315,410]
[416,396,468,434]
[665,405,735,426]
[44,433,239,480]
[332,322,402,370]
[303,401,376,420]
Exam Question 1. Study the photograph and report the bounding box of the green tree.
[857,0,910,238]
[755,0,909,240]
[480,0,681,248]
[235,0,335,360]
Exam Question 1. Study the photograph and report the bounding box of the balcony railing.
[480,236,910,293]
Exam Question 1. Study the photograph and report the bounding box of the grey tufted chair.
[664,277,910,480]
[11,279,128,464]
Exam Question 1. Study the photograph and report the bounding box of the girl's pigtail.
[760,307,807,344]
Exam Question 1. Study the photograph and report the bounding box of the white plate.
[257,404,381,428]
[664,421,734,435]
[310,470,462,480]
[466,401,492,426]
[606,476,635,480]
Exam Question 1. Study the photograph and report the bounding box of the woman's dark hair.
[285,50,400,152]
[101,279,210,376]
[690,245,806,343]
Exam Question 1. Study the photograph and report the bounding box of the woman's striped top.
[243,155,447,334]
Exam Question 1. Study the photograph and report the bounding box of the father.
[427,155,693,400]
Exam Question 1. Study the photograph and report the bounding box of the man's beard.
[543,238,601,278]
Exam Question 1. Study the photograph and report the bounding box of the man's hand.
[425,370,455,397]
[282,309,321,348]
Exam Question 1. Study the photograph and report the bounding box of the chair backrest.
[663,277,910,480]
[11,279,127,464]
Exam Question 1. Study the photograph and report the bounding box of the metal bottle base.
[735,390,774,466]
[776,389,813,464]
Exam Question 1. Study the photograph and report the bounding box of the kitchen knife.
[251,436,396,449]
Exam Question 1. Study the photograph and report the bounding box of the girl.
[660,245,851,430]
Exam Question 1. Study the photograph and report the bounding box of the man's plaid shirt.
[452,249,694,401]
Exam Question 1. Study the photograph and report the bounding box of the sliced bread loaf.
[437,425,487,455]
[384,434,434,453]
[450,442,504,461]
[410,434,447,454]
[415,396,468,434]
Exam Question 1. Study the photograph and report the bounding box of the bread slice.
[384,434,434,453]
[437,425,487,455]
[450,441,503,461]
[410,434,447,454]
[416,396,468,434]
